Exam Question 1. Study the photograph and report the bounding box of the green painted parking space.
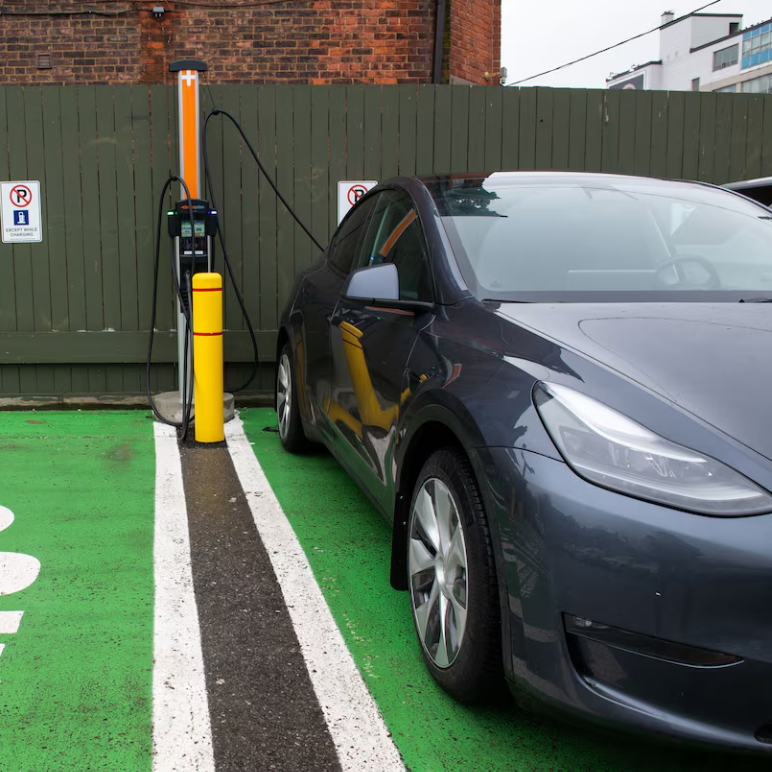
[0,411,156,772]
[240,407,768,772]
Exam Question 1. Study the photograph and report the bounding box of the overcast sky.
[501,0,772,88]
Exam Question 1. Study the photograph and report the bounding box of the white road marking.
[152,423,215,772]
[0,506,14,531]
[225,416,405,772]
[0,611,24,634]
[0,553,41,596]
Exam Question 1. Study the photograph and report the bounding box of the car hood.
[495,303,772,461]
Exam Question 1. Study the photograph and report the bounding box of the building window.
[713,44,738,71]
[741,73,772,94]
[715,84,737,93]
[742,23,772,69]
[691,77,700,91]
[729,22,740,34]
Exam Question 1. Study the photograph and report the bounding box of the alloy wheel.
[408,478,469,668]
[277,353,292,440]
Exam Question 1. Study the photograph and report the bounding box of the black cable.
[146,174,197,440]
[200,104,324,393]
[506,0,722,86]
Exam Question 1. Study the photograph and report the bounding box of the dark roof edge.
[607,61,662,83]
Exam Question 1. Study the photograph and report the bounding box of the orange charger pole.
[192,273,224,443]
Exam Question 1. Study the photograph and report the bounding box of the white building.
[607,11,772,93]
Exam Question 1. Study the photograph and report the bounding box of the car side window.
[355,190,432,301]
[329,196,376,274]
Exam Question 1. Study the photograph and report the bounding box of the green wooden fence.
[1,84,772,400]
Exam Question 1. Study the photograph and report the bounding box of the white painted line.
[152,423,215,772]
[0,553,41,596]
[0,644,5,658]
[0,611,23,634]
[225,417,405,772]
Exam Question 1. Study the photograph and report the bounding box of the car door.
[300,195,376,431]
[327,188,435,515]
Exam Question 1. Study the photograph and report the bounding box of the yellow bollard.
[192,272,225,443]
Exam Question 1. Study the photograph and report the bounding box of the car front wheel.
[407,447,502,703]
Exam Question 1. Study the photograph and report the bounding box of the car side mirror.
[343,263,399,301]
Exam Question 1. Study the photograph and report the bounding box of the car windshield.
[430,174,772,302]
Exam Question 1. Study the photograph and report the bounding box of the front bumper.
[478,446,772,753]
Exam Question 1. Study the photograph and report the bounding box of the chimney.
[661,10,675,26]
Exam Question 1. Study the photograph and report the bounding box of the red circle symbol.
[9,184,32,208]
[347,184,368,206]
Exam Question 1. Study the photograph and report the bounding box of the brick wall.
[0,0,500,86]
[448,0,501,84]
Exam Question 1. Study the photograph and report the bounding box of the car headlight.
[534,382,772,516]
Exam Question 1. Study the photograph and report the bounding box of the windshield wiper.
[739,297,772,303]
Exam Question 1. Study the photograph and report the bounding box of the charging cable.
[146,175,197,440]
[202,106,325,393]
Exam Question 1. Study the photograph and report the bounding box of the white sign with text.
[1,180,42,243]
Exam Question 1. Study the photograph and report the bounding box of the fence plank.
[150,85,174,334]
[95,86,121,339]
[328,87,346,234]
[728,95,749,183]
[311,86,331,247]
[617,88,637,175]
[399,84,418,176]
[416,86,435,176]
[0,88,15,335]
[745,94,764,179]
[346,85,365,180]
[761,96,772,177]
[450,86,469,173]
[432,86,451,174]
[275,86,295,315]
[132,86,154,336]
[293,85,314,274]
[7,87,35,390]
[584,90,603,172]
[682,92,701,180]
[240,84,261,334]
[518,88,537,170]
[551,89,570,171]
[483,86,503,172]
[697,92,717,181]
[712,93,733,183]
[535,88,554,170]
[381,86,399,178]
[61,88,86,336]
[41,88,69,334]
[665,91,686,179]
[115,87,139,375]
[257,86,279,333]
[221,87,244,332]
[600,89,620,173]
[363,86,381,181]
[501,88,519,170]
[567,89,586,171]
[633,89,652,177]
[467,85,486,173]
[649,91,668,179]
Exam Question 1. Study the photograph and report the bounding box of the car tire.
[276,342,310,454]
[407,447,502,703]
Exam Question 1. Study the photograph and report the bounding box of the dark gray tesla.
[275,172,772,753]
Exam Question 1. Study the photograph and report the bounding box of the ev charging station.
[150,59,233,441]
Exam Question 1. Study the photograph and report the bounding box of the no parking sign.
[337,180,377,224]
[1,180,42,243]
